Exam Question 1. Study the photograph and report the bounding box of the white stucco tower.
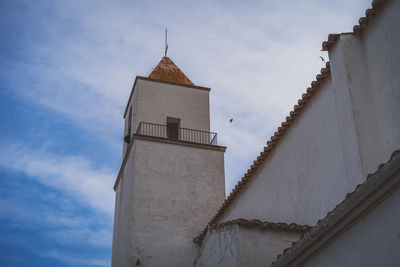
[111,57,226,267]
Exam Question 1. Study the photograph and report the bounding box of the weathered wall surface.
[329,34,379,180]
[194,225,240,267]
[304,186,400,267]
[221,78,363,226]
[122,80,210,158]
[361,0,400,168]
[123,88,138,158]
[134,79,210,132]
[112,144,137,267]
[194,226,301,267]
[113,138,225,267]
[329,0,400,177]
[239,228,300,267]
[218,0,400,228]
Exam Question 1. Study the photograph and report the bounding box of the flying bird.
[319,56,326,63]
[229,118,233,123]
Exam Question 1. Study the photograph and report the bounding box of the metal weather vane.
[164,28,168,57]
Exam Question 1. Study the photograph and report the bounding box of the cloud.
[0,173,112,266]
[0,143,115,215]
[48,228,112,248]
[40,249,110,267]
[4,0,371,194]
[0,1,375,266]
[0,188,112,248]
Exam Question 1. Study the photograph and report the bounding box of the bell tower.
[111,57,226,267]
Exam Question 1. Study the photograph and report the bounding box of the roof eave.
[272,151,400,267]
[321,0,389,51]
[193,62,332,244]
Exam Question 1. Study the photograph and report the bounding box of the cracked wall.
[194,225,301,267]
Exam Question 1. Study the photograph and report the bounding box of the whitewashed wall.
[134,79,210,132]
[194,225,240,267]
[194,225,301,267]
[304,186,400,267]
[122,79,210,158]
[218,0,400,227]
[221,78,363,225]
[361,0,400,170]
[112,139,225,267]
[123,87,138,158]
[111,147,136,267]
[329,0,400,177]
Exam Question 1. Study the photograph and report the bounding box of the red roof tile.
[148,57,194,86]
[193,218,311,244]
[271,150,400,266]
[194,0,390,248]
[322,0,388,51]
[194,62,331,244]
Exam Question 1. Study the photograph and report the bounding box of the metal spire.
[164,28,168,57]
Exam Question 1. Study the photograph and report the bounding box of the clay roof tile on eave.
[271,150,400,266]
[194,219,311,244]
[193,62,331,245]
[321,0,389,51]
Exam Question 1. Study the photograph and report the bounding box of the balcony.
[135,122,218,146]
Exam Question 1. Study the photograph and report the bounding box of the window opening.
[124,106,133,143]
[167,117,180,140]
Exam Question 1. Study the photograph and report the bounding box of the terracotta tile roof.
[194,62,331,244]
[322,0,388,51]
[271,150,400,266]
[194,218,311,243]
[122,56,206,119]
[148,57,194,86]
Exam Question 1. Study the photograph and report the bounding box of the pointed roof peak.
[148,57,194,86]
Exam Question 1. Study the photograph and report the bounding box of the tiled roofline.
[322,0,389,51]
[271,150,400,267]
[148,57,194,86]
[194,218,311,244]
[193,62,331,244]
[123,76,211,119]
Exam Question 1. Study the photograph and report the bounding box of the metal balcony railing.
[135,122,218,145]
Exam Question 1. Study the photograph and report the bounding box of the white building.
[272,150,400,266]
[112,0,400,266]
[111,57,226,267]
[194,0,400,266]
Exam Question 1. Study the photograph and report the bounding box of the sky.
[0,0,373,266]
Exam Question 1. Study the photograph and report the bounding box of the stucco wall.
[122,79,210,159]
[112,150,136,267]
[362,0,400,165]
[329,34,381,179]
[194,226,301,267]
[113,138,225,267]
[221,78,363,226]
[239,228,300,267]
[219,0,399,228]
[134,79,210,132]
[328,0,400,177]
[304,186,400,267]
[194,225,240,267]
[123,88,138,158]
